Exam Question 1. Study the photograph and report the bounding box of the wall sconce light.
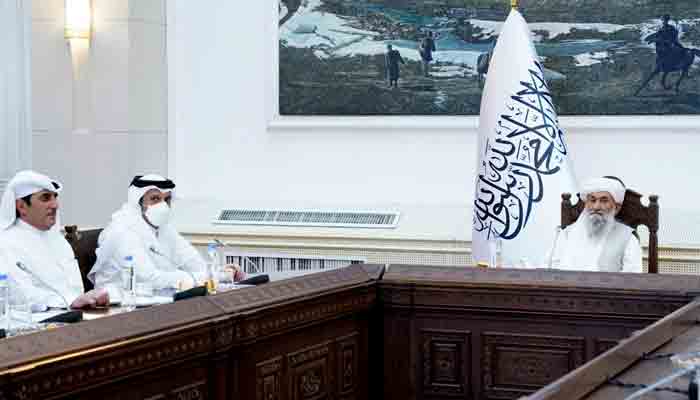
[64,0,92,41]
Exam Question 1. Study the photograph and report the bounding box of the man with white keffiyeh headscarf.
[547,176,643,272]
[88,174,244,300]
[0,170,109,311]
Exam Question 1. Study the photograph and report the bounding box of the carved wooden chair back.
[64,225,103,291]
[560,190,660,273]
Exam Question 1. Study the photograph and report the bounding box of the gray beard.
[584,209,615,238]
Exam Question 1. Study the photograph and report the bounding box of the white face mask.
[144,201,171,227]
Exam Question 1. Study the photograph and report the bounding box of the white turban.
[580,177,625,204]
[0,170,63,230]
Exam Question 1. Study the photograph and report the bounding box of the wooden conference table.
[1,264,699,400]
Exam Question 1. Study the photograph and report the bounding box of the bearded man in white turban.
[88,174,244,300]
[548,177,643,272]
[0,170,109,310]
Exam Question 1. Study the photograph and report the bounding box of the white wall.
[170,0,475,209]
[170,0,699,229]
[0,0,32,192]
[31,0,167,227]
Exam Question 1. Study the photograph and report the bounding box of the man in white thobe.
[0,170,109,310]
[88,174,244,300]
[548,177,643,273]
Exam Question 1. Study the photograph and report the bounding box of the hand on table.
[222,263,246,282]
[70,288,110,309]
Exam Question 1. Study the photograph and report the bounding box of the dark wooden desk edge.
[1,264,697,400]
[383,264,700,294]
[523,298,700,400]
[0,263,385,374]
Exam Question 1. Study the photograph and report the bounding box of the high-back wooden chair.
[561,190,660,273]
[64,225,103,291]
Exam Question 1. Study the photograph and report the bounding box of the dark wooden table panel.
[526,300,700,400]
[1,264,698,400]
[381,265,700,400]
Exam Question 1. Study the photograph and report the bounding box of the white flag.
[472,9,576,267]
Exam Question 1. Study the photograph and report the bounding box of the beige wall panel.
[129,0,165,24]
[89,22,129,132]
[32,0,62,21]
[128,22,166,131]
[31,21,72,132]
[93,0,128,22]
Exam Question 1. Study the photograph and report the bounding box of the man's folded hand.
[70,288,110,309]
[222,263,246,282]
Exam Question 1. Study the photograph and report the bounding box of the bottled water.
[206,243,220,294]
[488,236,503,268]
[0,274,8,330]
[121,256,136,310]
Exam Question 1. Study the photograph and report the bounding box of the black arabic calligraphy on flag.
[474,61,568,241]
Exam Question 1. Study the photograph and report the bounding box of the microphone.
[15,261,71,309]
[235,274,269,286]
[148,246,198,286]
[547,226,563,269]
[213,238,260,273]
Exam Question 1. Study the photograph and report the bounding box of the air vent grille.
[214,209,399,228]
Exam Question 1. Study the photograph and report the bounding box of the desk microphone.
[213,238,261,273]
[546,226,563,269]
[148,246,198,286]
[235,274,269,286]
[15,261,70,309]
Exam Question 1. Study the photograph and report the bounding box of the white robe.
[0,220,84,309]
[88,210,206,300]
[549,219,643,273]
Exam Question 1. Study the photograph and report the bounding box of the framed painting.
[276,0,700,117]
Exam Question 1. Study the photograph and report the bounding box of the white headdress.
[110,174,175,221]
[0,170,63,230]
[580,177,626,204]
[89,174,175,285]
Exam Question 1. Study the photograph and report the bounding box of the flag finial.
[511,0,518,9]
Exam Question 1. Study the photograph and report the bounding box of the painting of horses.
[278,0,700,115]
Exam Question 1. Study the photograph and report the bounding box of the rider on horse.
[635,14,700,95]
[649,14,685,69]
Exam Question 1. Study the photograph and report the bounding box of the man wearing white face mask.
[88,174,244,299]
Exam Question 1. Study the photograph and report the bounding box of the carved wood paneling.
[257,356,283,400]
[381,285,684,318]
[384,265,700,294]
[211,265,375,312]
[0,298,222,371]
[12,331,213,400]
[288,342,332,400]
[236,291,375,342]
[482,332,585,400]
[214,323,235,349]
[337,332,359,398]
[172,381,206,400]
[594,338,619,357]
[420,329,471,398]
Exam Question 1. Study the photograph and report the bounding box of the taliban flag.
[472,5,576,267]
